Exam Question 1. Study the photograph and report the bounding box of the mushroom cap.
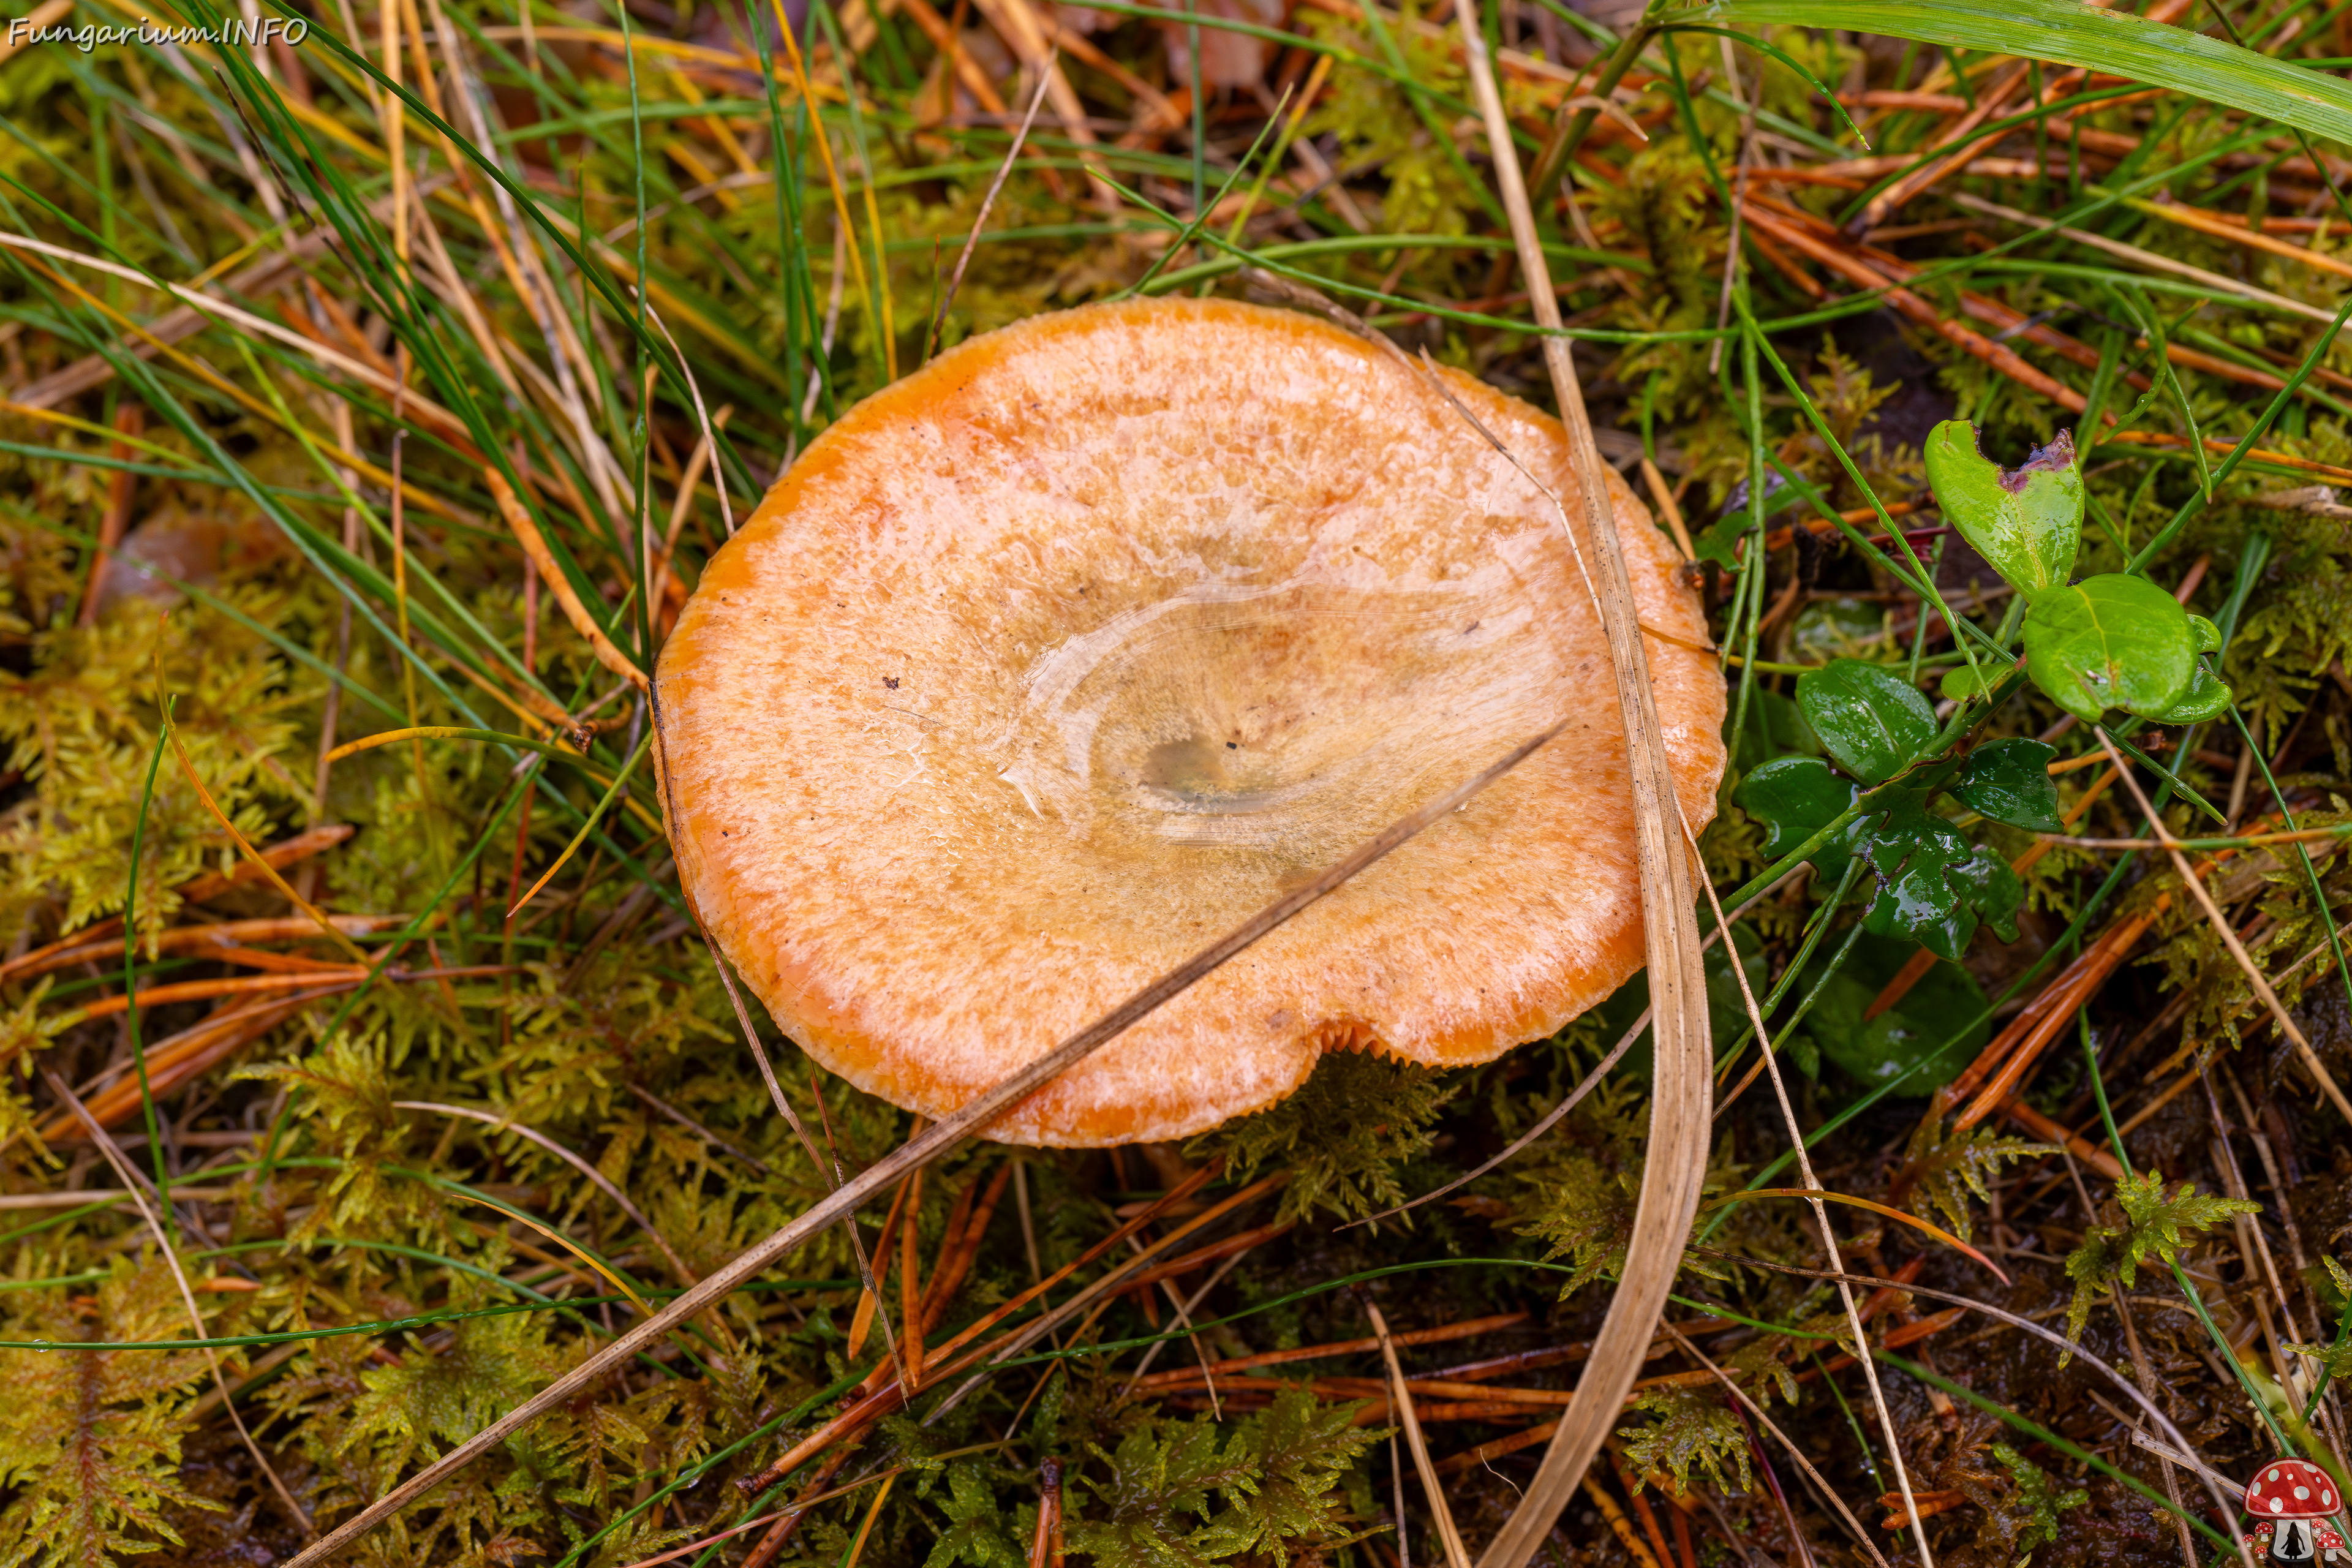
[2247,1460,2341,1518]
[655,297,1725,1146]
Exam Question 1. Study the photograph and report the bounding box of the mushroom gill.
[654,296,1725,1146]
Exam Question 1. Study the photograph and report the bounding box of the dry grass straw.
[1662,1322,1890,1568]
[1685,809,1936,1568]
[1455,7,1715,1564]
[1367,1298,1472,1568]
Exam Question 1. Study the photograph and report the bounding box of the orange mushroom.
[655,298,1724,1146]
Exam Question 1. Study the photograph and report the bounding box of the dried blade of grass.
[2095,729,2352,1123]
[840,1472,895,1568]
[1950,190,2352,342]
[900,1167,929,1387]
[637,297,736,537]
[1126,1231,1224,1417]
[929,59,1056,361]
[486,469,650,692]
[1368,1299,1472,1568]
[735,955,907,1389]
[1457,11,1714,1565]
[1685,807,1936,1568]
[770,0,888,382]
[978,0,1118,211]
[1661,1324,1890,1568]
[280,718,1567,1567]
[1121,1245,1255,1389]
[165,727,374,968]
[393,1101,700,1287]
[1639,458,1694,562]
[507,726,655,915]
[0,234,431,413]
[45,1072,315,1537]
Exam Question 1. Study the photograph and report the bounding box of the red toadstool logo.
[2247,1461,2340,1518]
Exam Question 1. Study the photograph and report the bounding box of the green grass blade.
[1713,0,2352,146]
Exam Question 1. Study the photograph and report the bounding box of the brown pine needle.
[166,729,373,967]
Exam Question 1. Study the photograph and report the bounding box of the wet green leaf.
[1856,793,2021,960]
[1792,930,1990,1095]
[2144,659,2236,725]
[1734,756,1856,871]
[2021,573,2199,723]
[1954,738,2062,834]
[1692,515,1744,569]
[1797,658,1937,785]
[1922,420,2084,597]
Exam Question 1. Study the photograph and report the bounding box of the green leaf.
[1793,930,1991,1095]
[1692,514,1744,569]
[1734,756,1856,870]
[1922,421,2083,597]
[1954,738,2062,834]
[1940,665,1991,705]
[2143,659,2236,725]
[1709,0,2352,150]
[2022,573,2200,724]
[2187,614,2223,654]
[1798,659,1937,785]
[1857,793,2022,960]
